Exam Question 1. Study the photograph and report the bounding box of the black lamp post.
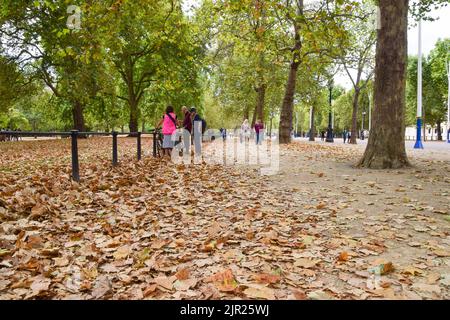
[326,80,334,143]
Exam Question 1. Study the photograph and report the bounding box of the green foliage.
[406,39,449,127]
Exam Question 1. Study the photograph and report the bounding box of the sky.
[182,1,450,89]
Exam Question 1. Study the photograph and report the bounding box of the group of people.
[0,128,22,142]
[156,106,206,157]
[342,130,366,143]
[239,119,265,145]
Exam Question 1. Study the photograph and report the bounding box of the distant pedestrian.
[241,119,250,143]
[321,131,325,141]
[254,119,264,145]
[343,130,347,143]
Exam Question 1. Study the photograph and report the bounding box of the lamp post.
[414,19,424,149]
[326,80,334,143]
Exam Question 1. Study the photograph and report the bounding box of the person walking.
[321,130,325,141]
[347,131,351,144]
[254,119,264,145]
[343,129,347,144]
[157,105,178,158]
[241,119,250,143]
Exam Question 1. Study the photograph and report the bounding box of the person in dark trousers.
[343,129,347,143]
[220,128,227,141]
[254,119,264,145]
[347,131,351,143]
[321,131,325,141]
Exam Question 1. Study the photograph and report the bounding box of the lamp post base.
[414,118,424,149]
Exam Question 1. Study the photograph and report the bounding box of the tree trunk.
[358,0,410,169]
[252,84,266,128]
[141,118,145,133]
[251,102,258,128]
[129,98,139,134]
[309,105,315,141]
[279,60,300,144]
[279,0,302,144]
[350,89,360,144]
[72,100,85,132]
[437,121,442,141]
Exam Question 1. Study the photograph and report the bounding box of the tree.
[104,0,200,133]
[359,0,409,168]
[276,0,354,143]
[339,3,376,144]
[359,0,448,168]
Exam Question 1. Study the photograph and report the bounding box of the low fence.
[0,130,158,182]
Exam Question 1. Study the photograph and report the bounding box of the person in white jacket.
[241,119,250,143]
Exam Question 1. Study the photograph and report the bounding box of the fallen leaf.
[294,258,320,269]
[337,252,349,262]
[30,276,51,295]
[253,273,281,285]
[244,286,275,300]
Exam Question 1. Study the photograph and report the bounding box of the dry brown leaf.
[175,268,190,281]
[294,258,320,269]
[337,252,349,262]
[243,286,275,300]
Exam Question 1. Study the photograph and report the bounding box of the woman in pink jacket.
[157,105,178,157]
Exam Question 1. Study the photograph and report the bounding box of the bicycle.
[153,128,164,158]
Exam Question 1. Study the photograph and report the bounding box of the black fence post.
[112,131,118,166]
[153,130,157,157]
[137,132,142,161]
[71,130,80,182]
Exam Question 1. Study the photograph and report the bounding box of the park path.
[0,138,449,300]
[263,140,450,299]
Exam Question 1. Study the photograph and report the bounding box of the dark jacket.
[183,111,192,133]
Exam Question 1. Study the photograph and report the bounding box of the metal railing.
[0,130,159,182]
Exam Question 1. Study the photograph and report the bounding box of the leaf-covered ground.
[0,138,449,300]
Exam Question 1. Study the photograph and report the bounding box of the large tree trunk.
[252,84,266,128]
[279,60,300,144]
[358,0,410,169]
[72,100,85,132]
[437,121,442,141]
[279,0,302,144]
[350,89,360,144]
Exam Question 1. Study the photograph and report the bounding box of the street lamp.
[414,19,424,149]
[326,80,334,143]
